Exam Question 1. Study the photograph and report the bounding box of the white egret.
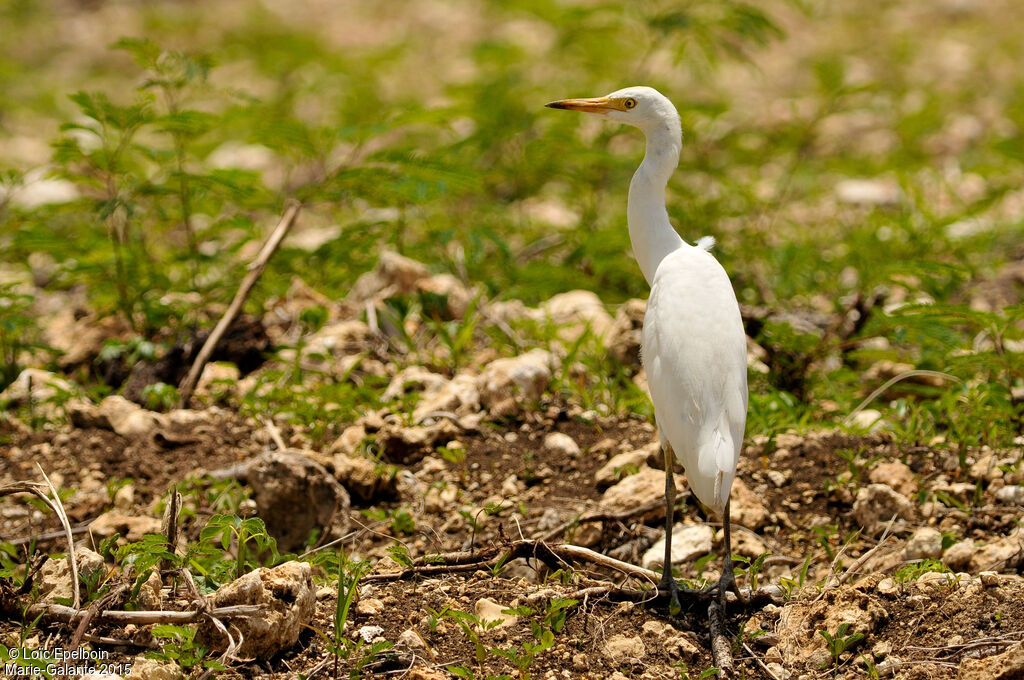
[546,87,748,611]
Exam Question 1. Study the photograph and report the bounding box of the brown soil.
[2,400,1023,680]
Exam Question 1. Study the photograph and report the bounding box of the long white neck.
[627,122,684,286]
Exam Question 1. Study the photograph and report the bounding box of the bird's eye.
[624,98,637,110]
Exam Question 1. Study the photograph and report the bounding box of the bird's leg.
[658,444,681,614]
[716,498,748,612]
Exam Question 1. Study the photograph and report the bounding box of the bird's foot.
[716,563,748,611]
[658,573,682,616]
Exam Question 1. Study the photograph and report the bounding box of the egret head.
[546,86,680,137]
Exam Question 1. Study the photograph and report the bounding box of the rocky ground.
[2,253,1024,680]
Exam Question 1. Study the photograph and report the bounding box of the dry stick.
[35,466,79,609]
[261,415,288,451]
[845,370,960,426]
[1,479,81,609]
[178,200,302,407]
[743,641,782,680]
[708,600,735,678]
[538,498,672,543]
[25,602,262,625]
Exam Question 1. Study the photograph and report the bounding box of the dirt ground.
[2,388,1023,679]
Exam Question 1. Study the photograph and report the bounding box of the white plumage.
[547,86,748,608]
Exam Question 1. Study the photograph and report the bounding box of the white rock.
[477,348,557,408]
[868,461,917,497]
[98,396,165,437]
[642,524,715,571]
[905,527,943,561]
[195,362,239,400]
[38,548,105,604]
[398,628,427,650]
[202,561,316,659]
[835,178,902,205]
[594,444,656,487]
[412,373,480,422]
[8,169,79,209]
[349,251,429,302]
[849,408,888,432]
[356,598,385,616]
[541,290,614,340]
[0,368,77,406]
[383,366,448,402]
[356,625,385,642]
[996,485,1024,504]
[730,478,769,529]
[601,467,681,518]
[331,424,367,456]
[544,432,580,457]
[119,658,183,680]
[603,634,646,662]
[969,530,1023,572]
[852,484,914,535]
[89,511,162,542]
[475,598,517,630]
[942,540,975,571]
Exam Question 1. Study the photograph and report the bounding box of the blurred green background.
[1,0,1023,444]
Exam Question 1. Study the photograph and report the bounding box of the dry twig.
[178,200,302,406]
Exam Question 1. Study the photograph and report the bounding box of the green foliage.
[191,514,281,589]
[818,622,865,670]
[147,624,224,673]
[894,558,954,585]
[0,284,44,391]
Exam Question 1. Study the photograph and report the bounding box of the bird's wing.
[642,245,748,516]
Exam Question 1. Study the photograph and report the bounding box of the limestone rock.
[642,524,715,571]
[332,452,394,503]
[996,485,1024,505]
[475,598,517,630]
[356,598,385,616]
[38,548,104,604]
[330,424,367,456]
[544,432,580,457]
[349,251,429,302]
[202,561,315,659]
[943,541,976,572]
[412,373,480,423]
[905,527,943,561]
[968,530,1023,572]
[835,178,902,205]
[89,511,162,542]
[852,484,914,535]
[594,444,655,487]
[376,418,460,463]
[776,582,887,669]
[0,368,77,409]
[604,634,646,663]
[958,641,1024,680]
[194,362,239,402]
[398,628,427,650]
[121,658,183,680]
[136,569,163,610]
[477,349,557,409]
[730,478,769,529]
[541,290,614,341]
[383,366,448,402]
[606,298,646,365]
[98,396,165,438]
[247,450,351,552]
[868,461,917,497]
[304,320,373,358]
[602,466,682,519]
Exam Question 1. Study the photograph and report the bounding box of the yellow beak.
[545,96,626,113]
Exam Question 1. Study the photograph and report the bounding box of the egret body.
[546,87,748,609]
